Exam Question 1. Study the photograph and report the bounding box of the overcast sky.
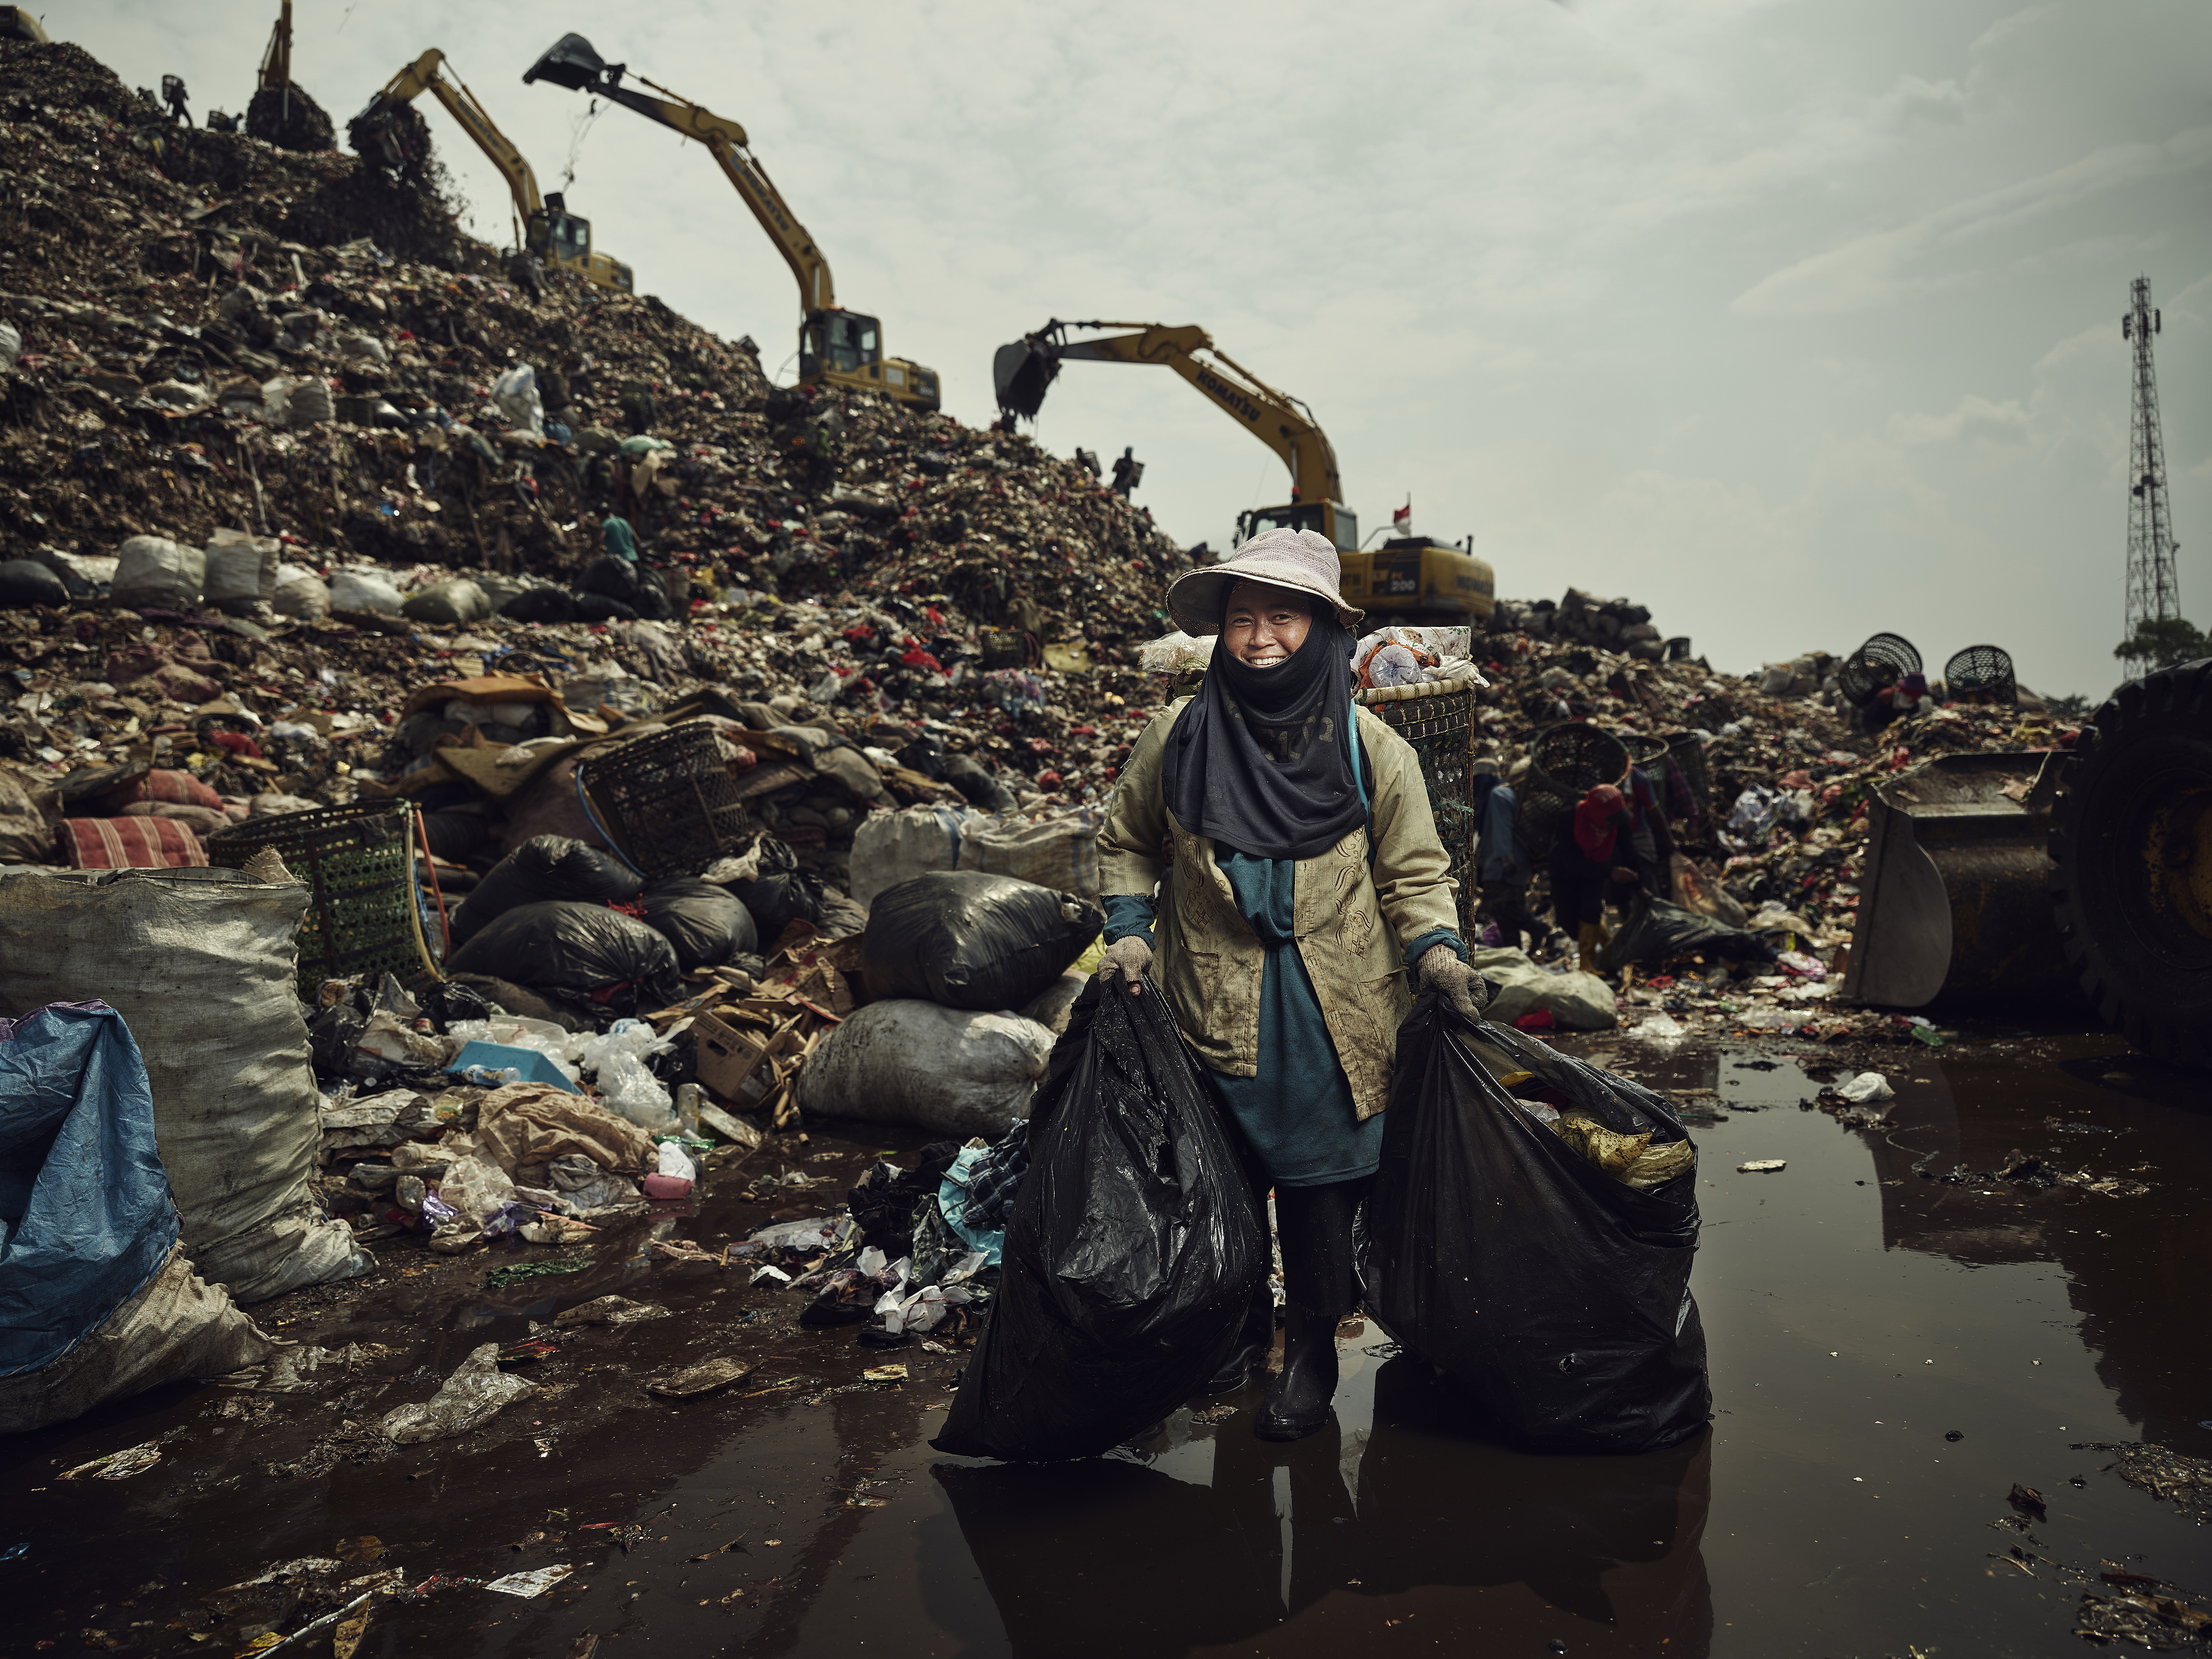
[67,1,2212,698]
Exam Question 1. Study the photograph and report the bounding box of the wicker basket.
[1620,730,1670,767]
[581,722,750,881]
[1838,633,1921,707]
[1665,729,1712,815]
[1943,643,2017,706]
[1356,679,1477,917]
[1517,721,1631,859]
[206,799,437,997]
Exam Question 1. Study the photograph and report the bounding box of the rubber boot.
[1577,921,1603,975]
[1202,1275,1277,1394]
[1255,1178,1366,1442]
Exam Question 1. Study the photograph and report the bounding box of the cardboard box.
[693,1010,803,1105]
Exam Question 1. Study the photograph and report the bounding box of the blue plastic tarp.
[0,1003,177,1378]
[448,1041,580,1093]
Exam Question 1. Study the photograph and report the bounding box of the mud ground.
[8,1021,2210,1659]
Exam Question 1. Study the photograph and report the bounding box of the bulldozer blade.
[524,33,608,91]
[1841,751,2075,1009]
[993,337,1060,418]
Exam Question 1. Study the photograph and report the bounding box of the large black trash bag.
[446,900,682,1018]
[641,877,757,970]
[1368,994,1710,1455]
[451,835,645,948]
[864,871,1102,1012]
[1598,897,1777,975]
[729,834,824,935]
[930,975,1267,1461]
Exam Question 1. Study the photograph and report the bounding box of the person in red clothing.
[1549,783,1648,973]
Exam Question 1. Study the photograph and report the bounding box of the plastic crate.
[1838,633,1922,707]
[1943,644,2017,707]
[205,799,437,997]
[581,721,750,881]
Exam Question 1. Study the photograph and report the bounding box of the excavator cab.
[1239,502,1358,553]
[530,191,592,269]
[801,311,881,377]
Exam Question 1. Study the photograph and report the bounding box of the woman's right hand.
[1097,935,1153,994]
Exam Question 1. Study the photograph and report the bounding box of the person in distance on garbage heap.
[1095,526,1487,1443]
[1550,782,1651,975]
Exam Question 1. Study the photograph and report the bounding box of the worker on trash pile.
[1622,763,1677,900]
[1471,767,1540,951]
[1095,527,1486,1444]
[1110,446,1143,498]
[1860,671,1928,733]
[1551,781,1650,973]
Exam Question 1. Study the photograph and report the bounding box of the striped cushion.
[56,817,209,869]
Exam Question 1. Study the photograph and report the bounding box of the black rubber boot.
[1255,1177,1368,1442]
[1202,1276,1277,1393]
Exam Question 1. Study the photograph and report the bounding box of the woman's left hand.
[1418,944,1488,1021]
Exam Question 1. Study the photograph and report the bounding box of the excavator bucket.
[523,33,607,92]
[1841,751,2074,1009]
[993,336,1060,419]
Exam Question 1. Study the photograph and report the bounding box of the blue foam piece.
[448,1041,579,1094]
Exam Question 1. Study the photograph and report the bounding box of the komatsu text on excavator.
[995,320,1492,624]
[525,34,940,411]
[355,51,633,294]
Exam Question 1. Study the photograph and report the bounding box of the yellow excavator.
[994,320,1493,624]
[524,34,940,411]
[354,51,633,295]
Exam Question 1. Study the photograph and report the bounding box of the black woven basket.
[206,799,437,997]
[582,721,750,881]
[1517,722,1631,860]
[1357,682,1477,925]
[1838,633,1921,707]
[1943,644,2017,706]
[1620,730,1670,767]
[1665,729,1711,813]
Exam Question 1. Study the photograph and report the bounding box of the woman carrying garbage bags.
[1095,527,1488,1443]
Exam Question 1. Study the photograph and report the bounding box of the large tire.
[2050,657,2212,1069]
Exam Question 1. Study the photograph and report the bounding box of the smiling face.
[1222,580,1314,669]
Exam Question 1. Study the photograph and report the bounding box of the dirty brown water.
[8,1028,2210,1658]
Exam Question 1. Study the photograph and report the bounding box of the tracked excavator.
[354,51,633,294]
[1840,655,2212,1070]
[994,320,1493,626]
[523,34,940,411]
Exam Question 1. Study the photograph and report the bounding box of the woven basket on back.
[1942,644,2017,706]
[1357,679,1478,923]
[1838,633,1922,707]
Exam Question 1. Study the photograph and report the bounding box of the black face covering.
[1160,606,1365,861]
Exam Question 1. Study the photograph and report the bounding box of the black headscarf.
[1160,602,1365,861]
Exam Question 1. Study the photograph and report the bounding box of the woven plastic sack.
[202,528,280,609]
[1367,994,1710,1454]
[799,1000,1054,1140]
[0,869,370,1303]
[849,803,976,912]
[956,807,1100,901]
[930,976,1267,1461]
[111,536,205,608]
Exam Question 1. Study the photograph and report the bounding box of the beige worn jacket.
[1098,696,1461,1122]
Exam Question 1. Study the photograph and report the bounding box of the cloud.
[1734,125,2212,315]
[1878,73,1968,128]
[1888,394,2032,447]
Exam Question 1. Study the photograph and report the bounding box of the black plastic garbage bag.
[930,975,1266,1461]
[864,871,1102,1012]
[446,899,681,1018]
[1598,897,1777,975]
[641,877,757,970]
[451,835,645,948]
[1368,994,1710,1455]
[729,834,824,936]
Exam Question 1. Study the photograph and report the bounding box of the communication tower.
[2122,276,2180,647]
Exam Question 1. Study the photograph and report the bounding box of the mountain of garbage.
[0,37,2073,1067]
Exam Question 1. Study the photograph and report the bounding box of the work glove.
[1418,943,1488,1021]
[1096,934,1153,995]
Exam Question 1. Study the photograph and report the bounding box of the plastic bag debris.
[446,901,682,1021]
[1737,1159,1788,1174]
[649,1356,756,1397]
[380,1342,536,1443]
[932,975,1267,1462]
[640,877,757,970]
[483,1564,573,1598]
[1368,995,1710,1455]
[1467,945,1619,1031]
[799,1000,1054,1139]
[578,1019,676,1129]
[59,1440,165,1480]
[1598,899,1779,974]
[1836,1071,1894,1103]
[451,836,645,949]
[862,871,1102,1012]
[552,1296,669,1327]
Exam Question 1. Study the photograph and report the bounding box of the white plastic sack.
[956,807,1100,902]
[287,378,334,427]
[0,322,20,370]
[0,1244,276,1434]
[1467,945,1619,1031]
[1837,1071,1894,1103]
[799,1000,1054,1139]
[202,528,280,607]
[492,364,544,438]
[850,803,976,911]
[0,868,370,1302]
[328,568,403,615]
[111,536,206,607]
[380,1342,535,1444]
[272,563,331,621]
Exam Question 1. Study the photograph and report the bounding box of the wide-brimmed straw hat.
[1165,528,1364,636]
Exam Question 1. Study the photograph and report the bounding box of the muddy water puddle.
[8,1031,2209,1658]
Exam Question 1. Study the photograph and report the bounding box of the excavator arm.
[257,0,293,93]
[995,320,1344,514]
[365,50,544,221]
[525,34,834,316]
